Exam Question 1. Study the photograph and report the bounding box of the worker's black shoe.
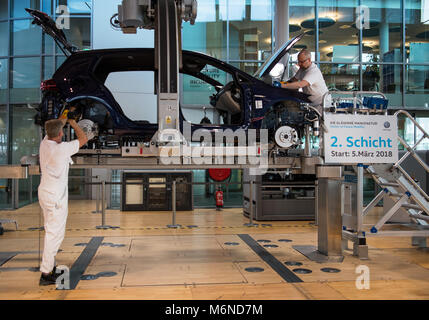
[39,268,61,286]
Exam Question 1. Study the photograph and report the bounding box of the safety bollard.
[244,180,258,227]
[96,180,119,230]
[167,180,181,228]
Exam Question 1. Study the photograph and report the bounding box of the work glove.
[60,105,79,120]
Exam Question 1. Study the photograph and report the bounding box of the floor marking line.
[238,234,303,283]
[69,236,104,290]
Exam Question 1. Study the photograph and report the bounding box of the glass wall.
[0,0,92,208]
[287,0,428,112]
[182,0,274,73]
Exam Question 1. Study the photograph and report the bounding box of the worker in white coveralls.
[275,49,331,113]
[38,111,88,286]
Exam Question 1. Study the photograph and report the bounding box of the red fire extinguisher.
[215,188,224,210]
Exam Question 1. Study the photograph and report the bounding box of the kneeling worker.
[38,112,88,285]
[276,49,330,113]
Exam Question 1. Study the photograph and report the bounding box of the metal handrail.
[393,110,429,173]
[322,91,387,111]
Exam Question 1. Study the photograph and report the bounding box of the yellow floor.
[0,200,428,300]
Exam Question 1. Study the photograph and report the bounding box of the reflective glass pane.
[233,61,262,74]
[406,0,429,64]
[0,59,7,104]
[0,22,7,57]
[11,0,40,18]
[362,64,403,107]
[0,105,7,164]
[12,19,42,55]
[183,0,227,59]
[405,65,429,107]
[43,56,55,80]
[361,0,402,63]
[56,55,66,68]
[415,113,429,150]
[11,104,40,164]
[228,0,273,74]
[318,0,359,62]
[57,0,91,15]
[319,63,359,91]
[289,0,316,58]
[56,17,90,52]
[397,113,415,150]
[11,57,41,103]
[42,0,52,14]
[0,105,11,209]
[0,1,8,19]
[43,32,55,55]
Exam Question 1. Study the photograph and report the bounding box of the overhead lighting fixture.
[319,39,327,43]
[340,25,351,29]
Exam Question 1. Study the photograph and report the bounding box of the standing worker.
[275,49,330,112]
[38,111,88,286]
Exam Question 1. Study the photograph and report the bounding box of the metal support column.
[317,166,343,258]
[354,164,368,258]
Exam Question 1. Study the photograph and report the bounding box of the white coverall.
[38,136,79,274]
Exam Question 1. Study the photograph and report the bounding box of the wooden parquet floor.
[0,200,428,300]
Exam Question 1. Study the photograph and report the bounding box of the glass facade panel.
[228,0,273,74]
[12,19,42,56]
[0,104,9,208]
[398,113,415,150]
[43,56,55,80]
[42,0,53,14]
[289,0,316,59]
[0,1,8,20]
[11,104,40,164]
[182,0,227,59]
[0,105,7,165]
[11,0,40,18]
[415,113,429,150]
[57,0,91,15]
[0,21,8,57]
[361,0,402,63]
[0,59,7,104]
[320,63,360,91]
[376,63,403,107]
[10,57,41,103]
[56,55,67,68]
[56,17,90,52]
[318,0,359,62]
[405,65,429,107]
[43,32,55,55]
[406,0,429,64]
[193,169,243,208]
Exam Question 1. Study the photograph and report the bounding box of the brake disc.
[274,126,299,149]
[77,119,98,140]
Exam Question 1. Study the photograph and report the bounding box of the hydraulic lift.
[112,0,197,150]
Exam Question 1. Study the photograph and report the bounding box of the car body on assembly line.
[27,8,317,151]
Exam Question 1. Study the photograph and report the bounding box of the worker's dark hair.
[45,119,64,139]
